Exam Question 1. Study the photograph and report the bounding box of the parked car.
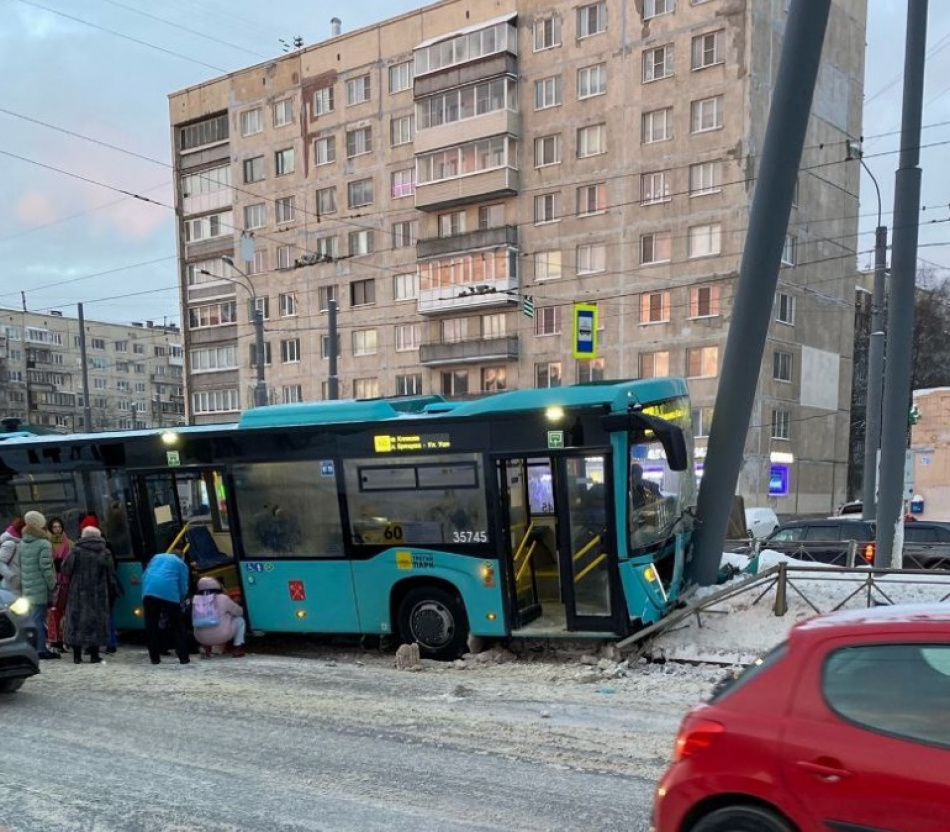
[652,604,950,832]
[743,507,779,540]
[744,517,876,566]
[0,586,39,694]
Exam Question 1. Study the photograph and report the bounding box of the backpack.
[192,593,221,629]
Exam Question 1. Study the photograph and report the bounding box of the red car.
[653,604,950,832]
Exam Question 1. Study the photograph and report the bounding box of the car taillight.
[674,718,724,762]
[863,542,875,563]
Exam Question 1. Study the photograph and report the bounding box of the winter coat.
[62,537,117,648]
[18,526,55,605]
[0,529,21,593]
[141,553,189,604]
[192,578,244,647]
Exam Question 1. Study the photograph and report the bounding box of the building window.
[274,147,295,176]
[415,77,516,130]
[273,99,293,127]
[240,108,262,136]
[252,296,271,321]
[348,229,374,256]
[243,156,264,183]
[275,196,295,224]
[314,136,336,166]
[576,182,606,216]
[689,160,721,196]
[534,14,561,50]
[534,193,559,224]
[577,63,607,98]
[392,220,416,249]
[691,406,713,438]
[276,245,294,270]
[644,0,675,19]
[279,293,297,317]
[352,329,378,356]
[441,370,469,396]
[689,285,721,317]
[350,278,375,307]
[687,223,721,258]
[482,366,507,392]
[691,95,723,132]
[184,210,231,242]
[353,378,379,399]
[641,230,672,264]
[577,2,607,38]
[394,324,420,352]
[391,168,415,199]
[577,123,606,158]
[394,272,419,301]
[416,136,514,185]
[280,338,301,364]
[641,171,671,205]
[535,362,562,388]
[687,346,719,378]
[534,134,561,167]
[395,373,423,396]
[316,186,337,216]
[346,126,372,158]
[390,115,413,147]
[442,318,466,343]
[317,285,337,312]
[320,334,341,360]
[535,250,562,281]
[313,86,334,115]
[244,203,266,229]
[576,358,605,383]
[534,76,562,110]
[248,342,273,367]
[192,389,240,414]
[643,45,674,82]
[439,211,466,237]
[771,409,790,440]
[179,113,228,151]
[389,61,413,93]
[479,204,505,229]
[347,179,374,209]
[482,313,506,339]
[773,350,793,382]
[282,385,303,404]
[691,30,724,70]
[535,306,560,336]
[346,75,371,106]
[640,291,670,323]
[782,233,798,265]
[642,108,673,144]
[639,351,669,378]
[314,236,338,260]
[777,292,795,324]
[577,243,606,274]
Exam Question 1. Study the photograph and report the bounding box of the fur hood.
[22,523,49,541]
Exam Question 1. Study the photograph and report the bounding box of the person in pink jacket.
[191,576,246,658]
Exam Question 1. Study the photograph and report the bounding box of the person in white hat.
[18,510,57,659]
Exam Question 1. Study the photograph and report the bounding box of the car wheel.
[397,586,469,661]
[0,679,25,694]
[691,805,794,832]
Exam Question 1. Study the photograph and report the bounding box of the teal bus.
[0,378,695,658]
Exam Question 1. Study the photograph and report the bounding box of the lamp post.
[199,256,267,408]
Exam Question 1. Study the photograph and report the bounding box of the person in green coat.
[19,510,58,660]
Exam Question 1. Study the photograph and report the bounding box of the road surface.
[0,643,714,831]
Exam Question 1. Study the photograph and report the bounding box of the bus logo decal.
[396,551,413,570]
[288,580,306,601]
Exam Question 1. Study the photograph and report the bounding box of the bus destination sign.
[374,433,451,453]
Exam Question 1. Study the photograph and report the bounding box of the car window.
[770,527,804,542]
[804,524,839,541]
[823,643,950,749]
[836,523,872,542]
[905,527,938,543]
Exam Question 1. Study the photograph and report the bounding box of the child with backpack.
[191,576,246,658]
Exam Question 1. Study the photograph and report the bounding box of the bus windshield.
[629,438,693,552]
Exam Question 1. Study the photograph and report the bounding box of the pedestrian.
[0,516,25,594]
[78,514,121,653]
[18,510,58,660]
[192,576,247,658]
[46,516,73,653]
[141,551,191,665]
[61,525,117,664]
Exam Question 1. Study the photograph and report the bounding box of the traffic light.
[909,404,922,426]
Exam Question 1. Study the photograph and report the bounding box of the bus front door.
[497,459,541,628]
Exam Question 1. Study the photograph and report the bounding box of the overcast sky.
[1,0,947,326]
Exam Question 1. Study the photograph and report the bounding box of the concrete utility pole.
[327,299,339,400]
[690,0,832,586]
[78,303,93,432]
[877,0,929,569]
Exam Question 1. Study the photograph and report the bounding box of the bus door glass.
[497,459,541,628]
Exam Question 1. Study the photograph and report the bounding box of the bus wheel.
[397,587,469,661]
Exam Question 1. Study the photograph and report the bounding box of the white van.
[744,507,779,539]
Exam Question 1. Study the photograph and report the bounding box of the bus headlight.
[10,597,30,616]
[480,562,496,587]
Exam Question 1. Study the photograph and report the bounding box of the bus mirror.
[601,411,688,472]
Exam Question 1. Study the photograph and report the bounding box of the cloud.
[14,190,58,225]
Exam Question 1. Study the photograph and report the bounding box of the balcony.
[415,109,519,156]
[420,335,519,366]
[415,53,518,98]
[415,167,518,211]
[419,275,518,315]
[418,225,517,259]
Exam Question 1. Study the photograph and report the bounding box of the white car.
[744,507,779,539]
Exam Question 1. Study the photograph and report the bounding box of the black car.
[0,587,40,693]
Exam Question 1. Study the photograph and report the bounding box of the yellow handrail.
[515,540,538,584]
[166,521,192,554]
[573,534,602,563]
[512,521,535,565]
[574,553,607,584]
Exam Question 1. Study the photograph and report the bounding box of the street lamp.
[199,256,267,408]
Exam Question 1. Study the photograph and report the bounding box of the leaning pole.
[689,0,832,585]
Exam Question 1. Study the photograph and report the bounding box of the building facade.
[911,388,950,521]
[169,0,866,514]
[0,308,185,432]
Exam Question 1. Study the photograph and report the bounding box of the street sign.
[572,303,598,359]
[522,294,535,319]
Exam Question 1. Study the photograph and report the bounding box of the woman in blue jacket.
[140,551,190,665]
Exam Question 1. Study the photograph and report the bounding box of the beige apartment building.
[0,308,185,432]
[169,0,866,514]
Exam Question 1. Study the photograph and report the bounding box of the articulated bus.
[0,379,695,658]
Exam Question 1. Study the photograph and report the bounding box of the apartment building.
[169,0,866,514]
[0,308,185,432]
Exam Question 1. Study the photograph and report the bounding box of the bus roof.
[238,395,445,428]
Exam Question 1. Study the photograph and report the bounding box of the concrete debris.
[394,643,422,672]
[579,654,599,666]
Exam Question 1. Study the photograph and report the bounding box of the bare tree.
[912,276,950,390]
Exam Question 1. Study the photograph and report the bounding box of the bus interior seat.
[185,524,233,570]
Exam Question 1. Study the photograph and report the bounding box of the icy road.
[0,643,718,832]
